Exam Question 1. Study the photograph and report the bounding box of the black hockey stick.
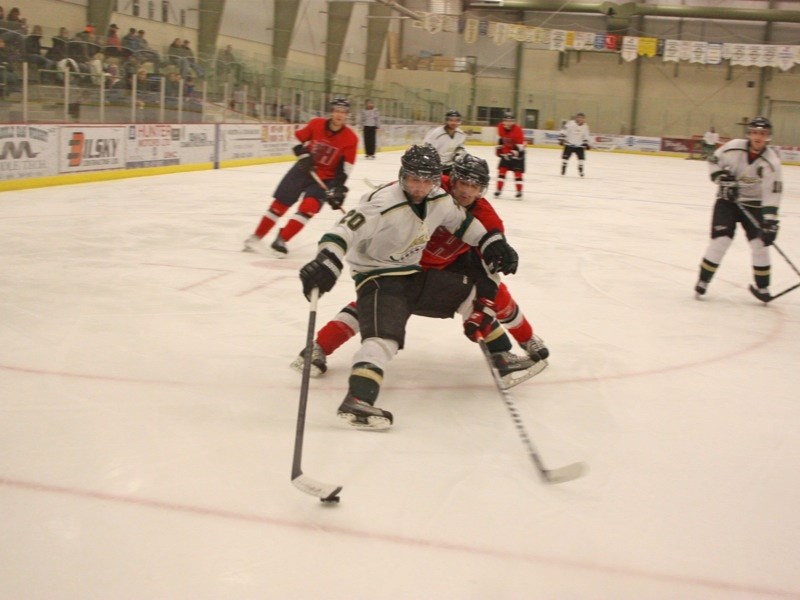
[309,170,346,214]
[476,336,586,484]
[291,287,343,503]
[734,201,800,303]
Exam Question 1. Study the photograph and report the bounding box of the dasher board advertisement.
[59,126,125,173]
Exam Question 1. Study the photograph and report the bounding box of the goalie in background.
[694,117,783,302]
[559,112,591,177]
[243,97,358,257]
[494,110,526,199]
[701,126,720,160]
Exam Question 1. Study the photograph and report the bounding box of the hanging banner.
[550,29,567,51]
[776,45,795,71]
[621,37,638,62]
[706,43,723,65]
[463,18,479,44]
[638,37,658,57]
[689,41,707,64]
[662,39,680,62]
[492,22,508,45]
[423,13,444,34]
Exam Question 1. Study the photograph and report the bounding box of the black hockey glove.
[324,185,348,210]
[463,298,496,342]
[716,172,739,202]
[479,230,519,275]
[293,143,313,173]
[582,142,590,150]
[761,218,779,246]
[495,146,504,157]
[299,249,342,300]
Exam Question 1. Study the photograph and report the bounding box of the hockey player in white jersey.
[694,117,783,302]
[559,112,591,176]
[424,109,467,175]
[298,144,520,430]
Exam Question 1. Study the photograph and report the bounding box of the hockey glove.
[558,139,565,147]
[495,146,503,157]
[463,298,496,342]
[299,249,342,300]
[479,230,519,275]
[323,185,348,210]
[761,218,779,246]
[582,142,591,150]
[293,143,313,173]
[716,172,739,202]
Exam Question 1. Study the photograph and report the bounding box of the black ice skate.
[492,351,547,389]
[289,342,327,377]
[749,285,772,303]
[694,280,708,299]
[271,236,288,258]
[523,335,550,362]
[337,394,393,431]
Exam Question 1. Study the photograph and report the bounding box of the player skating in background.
[424,109,467,175]
[297,145,520,430]
[292,153,549,387]
[694,116,783,302]
[559,112,591,177]
[243,97,358,257]
[494,110,526,199]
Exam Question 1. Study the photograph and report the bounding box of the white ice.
[1,145,799,600]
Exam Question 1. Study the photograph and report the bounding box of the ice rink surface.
[1,145,799,599]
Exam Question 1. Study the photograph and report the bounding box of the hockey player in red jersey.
[292,153,549,386]
[494,111,526,199]
[243,97,358,257]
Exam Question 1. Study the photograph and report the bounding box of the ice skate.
[494,190,501,198]
[289,342,327,377]
[515,191,522,199]
[523,335,550,362]
[492,351,547,389]
[242,234,264,253]
[337,394,393,430]
[694,280,708,299]
[270,236,288,258]
[749,285,771,303]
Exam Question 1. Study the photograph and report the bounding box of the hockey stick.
[310,170,346,213]
[476,336,586,484]
[734,201,800,302]
[291,287,343,503]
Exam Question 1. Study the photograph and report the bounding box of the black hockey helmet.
[748,116,772,131]
[399,144,442,189]
[451,153,490,195]
[330,97,350,111]
[503,110,515,120]
[445,109,462,120]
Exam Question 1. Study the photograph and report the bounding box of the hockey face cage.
[399,144,442,192]
[451,154,490,196]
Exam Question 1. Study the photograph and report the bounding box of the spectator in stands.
[46,27,69,62]
[164,71,181,107]
[6,7,25,30]
[105,23,122,58]
[135,30,161,72]
[180,39,204,77]
[0,38,19,94]
[183,75,197,99]
[25,25,53,68]
[121,27,140,55]
[217,44,240,83]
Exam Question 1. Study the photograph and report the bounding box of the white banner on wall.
[59,126,126,173]
[0,125,59,179]
[220,124,298,160]
[126,124,216,168]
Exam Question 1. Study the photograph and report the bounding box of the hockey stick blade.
[541,461,587,484]
[292,473,343,503]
